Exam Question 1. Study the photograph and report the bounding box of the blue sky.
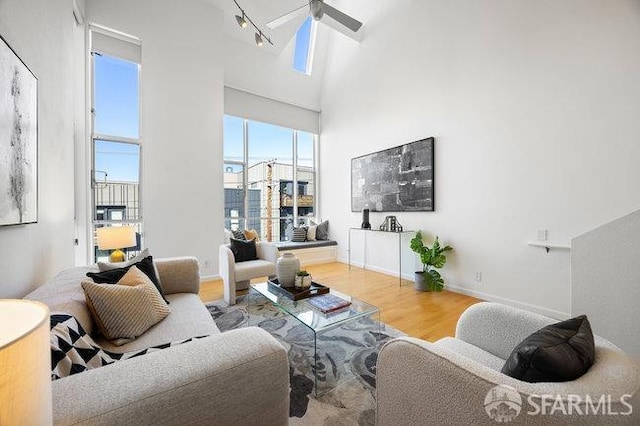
[293,17,313,74]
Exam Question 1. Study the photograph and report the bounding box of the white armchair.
[219,242,278,305]
[377,302,639,425]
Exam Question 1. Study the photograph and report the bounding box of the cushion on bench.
[275,240,337,251]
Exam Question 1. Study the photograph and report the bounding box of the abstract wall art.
[0,35,37,226]
[351,137,434,212]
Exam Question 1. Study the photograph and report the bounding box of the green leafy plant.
[297,270,310,277]
[410,231,453,291]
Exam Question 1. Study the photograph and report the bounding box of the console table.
[348,228,414,286]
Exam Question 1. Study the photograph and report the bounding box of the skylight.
[293,17,316,75]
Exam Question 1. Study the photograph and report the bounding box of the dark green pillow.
[501,315,595,382]
[87,256,169,304]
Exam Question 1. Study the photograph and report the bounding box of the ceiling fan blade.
[320,13,364,42]
[266,4,309,29]
[320,2,362,33]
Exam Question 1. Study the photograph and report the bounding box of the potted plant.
[410,231,453,292]
[295,270,312,289]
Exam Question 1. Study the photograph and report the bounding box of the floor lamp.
[0,299,52,425]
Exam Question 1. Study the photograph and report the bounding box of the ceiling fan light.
[255,32,264,47]
[236,13,247,28]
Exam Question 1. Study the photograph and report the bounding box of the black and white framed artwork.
[351,137,434,212]
[0,35,37,226]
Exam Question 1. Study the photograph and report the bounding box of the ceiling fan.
[267,0,363,42]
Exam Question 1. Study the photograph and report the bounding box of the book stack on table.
[306,294,352,313]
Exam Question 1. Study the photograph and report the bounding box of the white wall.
[87,0,225,278]
[320,0,640,318]
[223,22,329,111]
[0,0,81,297]
[572,209,640,354]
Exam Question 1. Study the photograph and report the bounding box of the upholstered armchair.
[377,302,639,425]
[219,242,278,305]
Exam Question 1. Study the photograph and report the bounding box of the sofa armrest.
[455,302,555,359]
[52,327,289,426]
[256,241,278,265]
[154,257,200,295]
[377,337,639,426]
[219,244,236,304]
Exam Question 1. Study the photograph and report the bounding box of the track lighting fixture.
[235,13,247,28]
[255,32,264,47]
[232,0,273,47]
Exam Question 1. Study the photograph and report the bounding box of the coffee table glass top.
[250,282,379,334]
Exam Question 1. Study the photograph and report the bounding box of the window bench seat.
[274,240,337,266]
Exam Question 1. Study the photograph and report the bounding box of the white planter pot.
[277,253,300,288]
[295,274,312,289]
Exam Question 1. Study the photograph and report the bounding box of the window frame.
[89,30,143,263]
[223,115,318,242]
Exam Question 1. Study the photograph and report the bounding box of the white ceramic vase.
[277,253,300,288]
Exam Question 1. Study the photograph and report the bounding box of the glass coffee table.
[248,282,380,395]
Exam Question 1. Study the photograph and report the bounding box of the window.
[293,17,317,75]
[223,115,317,242]
[91,36,142,262]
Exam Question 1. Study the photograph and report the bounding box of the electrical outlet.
[537,229,548,241]
[203,258,212,269]
[474,271,482,282]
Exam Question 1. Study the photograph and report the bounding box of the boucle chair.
[377,302,639,425]
[219,242,278,305]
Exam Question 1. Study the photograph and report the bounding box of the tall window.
[223,115,317,242]
[91,34,142,262]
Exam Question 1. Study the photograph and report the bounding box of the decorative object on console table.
[307,293,352,314]
[379,216,402,232]
[0,35,38,227]
[96,226,137,262]
[361,208,371,229]
[0,300,52,425]
[410,231,453,292]
[276,252,300,288]
[295,270,312,289]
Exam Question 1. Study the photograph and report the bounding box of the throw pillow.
[51,313,208,380]
[313,220,329,240]
[229,237,258,262]
[292,227,307,242]
[231,229,246,240]
[82,266,171,345]
[501,315,596,383]
[243,229,259,241]
[87,255,168,304]
[97,248,149,272]
[307,225,317,241]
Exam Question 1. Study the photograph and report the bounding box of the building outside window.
[223,115,317,242]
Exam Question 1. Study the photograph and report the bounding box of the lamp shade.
[96,226,137,250]
[0,300,52,425]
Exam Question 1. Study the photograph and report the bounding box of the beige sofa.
[25,257,290,425]
[377,302,639,425]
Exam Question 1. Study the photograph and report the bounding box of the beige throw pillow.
[82,266,170,345]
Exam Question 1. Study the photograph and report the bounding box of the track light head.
[235,13,247,28]
[255,32,264,47]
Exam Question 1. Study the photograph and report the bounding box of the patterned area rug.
[206,296,405,426]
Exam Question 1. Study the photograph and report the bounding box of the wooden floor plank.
[200,262,481,342]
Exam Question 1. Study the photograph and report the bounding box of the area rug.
[206,296,405,426]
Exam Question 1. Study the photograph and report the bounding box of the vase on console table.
[276,253,300,288]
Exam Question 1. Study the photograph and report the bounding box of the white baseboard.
[200,274,220,282]
[337,257,569,320]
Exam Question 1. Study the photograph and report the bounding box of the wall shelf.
[527,241,571,253]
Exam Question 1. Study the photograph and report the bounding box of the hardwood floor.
[200,262,481,342]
